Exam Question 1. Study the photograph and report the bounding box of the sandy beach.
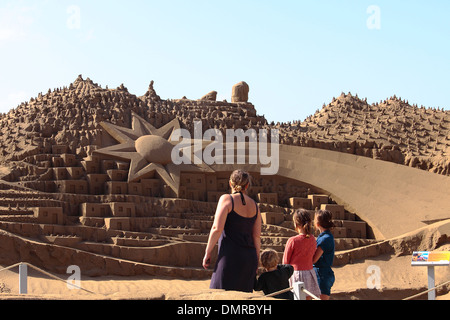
[1,245,449,301]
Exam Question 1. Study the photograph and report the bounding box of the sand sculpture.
[232,81,250,103]
[200,91,218,102]
[0,75,448,285]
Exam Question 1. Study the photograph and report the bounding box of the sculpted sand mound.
[1,76,448,177]
[274,93,449,175]
[0,76,448,300]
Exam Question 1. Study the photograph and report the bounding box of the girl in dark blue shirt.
[313,210,335,300]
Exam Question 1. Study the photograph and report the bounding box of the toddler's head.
[260,249,279,271]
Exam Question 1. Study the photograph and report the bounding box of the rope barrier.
[0,262,22,274]
[3,262,445,301]
[402,279,450,301]
[263,287,293,298]
[25,263,99,295]
[262,278,450,301]
[302,288,321,301]
[0,262,101,296]
[262,285,321,300]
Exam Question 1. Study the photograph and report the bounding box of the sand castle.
[0,75,448,289]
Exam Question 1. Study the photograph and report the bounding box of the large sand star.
[94,111,214,196]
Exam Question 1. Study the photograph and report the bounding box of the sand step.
[0,198,62,208]
[0,208,35,216]
[148,227,203,237]
[261,237,382,253]
[177,233,209,242]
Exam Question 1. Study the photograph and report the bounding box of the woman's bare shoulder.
[219,193,231,202]
[217,194,232,209]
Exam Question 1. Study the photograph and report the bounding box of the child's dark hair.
[315,210,335,230]
[293,209,313,237]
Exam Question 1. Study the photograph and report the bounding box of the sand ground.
[0,251,448,301]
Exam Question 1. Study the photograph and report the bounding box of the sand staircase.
[0,188,379,279]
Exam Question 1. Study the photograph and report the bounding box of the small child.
[254,249,294,300]
[283,209,321,300]
[313,210,336,300]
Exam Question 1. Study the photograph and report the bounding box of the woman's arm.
[252,206,262,264]
[202,195,231,269]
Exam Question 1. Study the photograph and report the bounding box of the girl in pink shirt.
[283,209,321,300]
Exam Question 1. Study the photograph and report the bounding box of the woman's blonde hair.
[260,249,279,270]
[229,170,251,192]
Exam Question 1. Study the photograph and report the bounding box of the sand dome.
[135,135,174,165]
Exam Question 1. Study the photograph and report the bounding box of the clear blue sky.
[0,0,449,123]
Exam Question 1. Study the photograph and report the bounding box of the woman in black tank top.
[203,170,262,292]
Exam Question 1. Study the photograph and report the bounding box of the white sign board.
[411,251,450,267]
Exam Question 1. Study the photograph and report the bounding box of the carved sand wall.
[0,75,447,278]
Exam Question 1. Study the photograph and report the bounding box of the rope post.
[19,263,28,295]
[427,266,436,301]
[293,282,306,301]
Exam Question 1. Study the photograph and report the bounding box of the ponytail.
[293,209,313,237]
[315,210,335,230]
